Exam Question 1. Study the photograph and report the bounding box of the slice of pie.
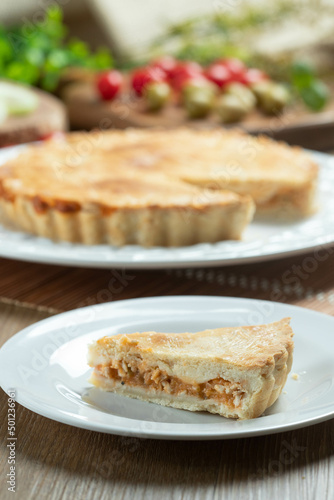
[87,318,294,419]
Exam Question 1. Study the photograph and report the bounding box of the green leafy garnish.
[291,62,329,111]
[0,6,113,91]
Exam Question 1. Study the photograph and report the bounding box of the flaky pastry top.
[0,128,317,209]
[92,318,294,369]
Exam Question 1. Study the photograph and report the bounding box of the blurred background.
[1,0,334,149]
[2,0,334,64]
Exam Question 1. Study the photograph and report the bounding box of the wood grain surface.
[1,247,334,314]
[0,249,334,499]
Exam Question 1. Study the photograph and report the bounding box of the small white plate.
[0,296,333,440]
[0,147,334,269]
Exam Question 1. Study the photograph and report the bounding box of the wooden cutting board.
[62,81,334,151]
[0,83,68,147]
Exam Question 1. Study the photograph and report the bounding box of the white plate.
[0,147,334,269]
[0,296,333,440]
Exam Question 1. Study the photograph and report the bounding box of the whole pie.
[0,128,317,247]
[88,318,294,419]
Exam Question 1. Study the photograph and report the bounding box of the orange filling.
[94,359,245,409]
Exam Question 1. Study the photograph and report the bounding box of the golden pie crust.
[0,128,317,246]
[88,318,294,419]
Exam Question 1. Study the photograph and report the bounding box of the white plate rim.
[0,147,334,269]
[0,295,333,440]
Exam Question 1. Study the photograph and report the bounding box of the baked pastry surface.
[88,318,294,419]
[0,128,317,246]
[101,128,317,216]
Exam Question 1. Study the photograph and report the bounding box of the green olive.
[182,79,216,99]
[183,83,216,119]
[217,94,248,123]
[251,81,290,114]
[144,81,171,111]
[251,81,268,98]
[224,83,256,112]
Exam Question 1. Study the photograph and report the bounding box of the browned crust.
[93,318,294,369]
[0,192,254,246]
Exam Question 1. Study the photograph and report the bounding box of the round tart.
[0,128,317,247]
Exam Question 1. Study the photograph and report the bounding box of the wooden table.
[0,251,333,500]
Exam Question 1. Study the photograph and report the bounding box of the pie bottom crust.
[0,195,254,247]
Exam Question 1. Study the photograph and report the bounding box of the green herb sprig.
[0,6,113,91]
[291,61,329,111]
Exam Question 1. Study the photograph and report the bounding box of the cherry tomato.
[205,63,233,88]
[222,58,247,80]
[168,61,203,90]
[131,66,165,96]
[241,68,269,86]
[152,55,178,78]
[97,70,123,100]
[205,58,248,88]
